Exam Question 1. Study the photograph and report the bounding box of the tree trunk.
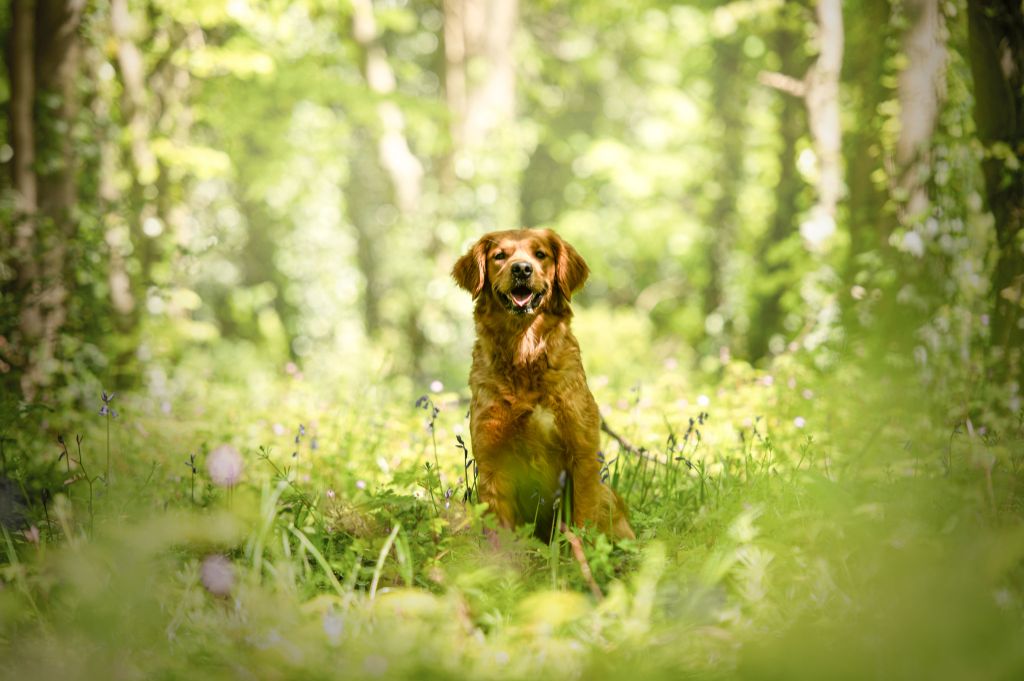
[802,0,844,250]
[758,0,843,250]
[750,25,805,362]
[443,0,519,228]
[348,0,425,344]
[967,0,1024,388]
[351,0,423,214]
[845,0,892,283]
[9,0,40,381]
[7,0,85,399]
[895,0,946,224]
[702,37,747,352]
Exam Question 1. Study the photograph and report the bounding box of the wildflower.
[207,444,244,487]
[200,554,235,596]
[272,423,285,436]
[326,489,336,499]
[23,525,40,544]
[794,416,806,429]
[802,389,814,400]
[355,480,366,490]
[697,394,710,407]
[99,391,118,418]
[902,230,925,257]
[430,380,443,393]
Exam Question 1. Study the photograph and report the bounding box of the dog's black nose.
[511,261,533,278]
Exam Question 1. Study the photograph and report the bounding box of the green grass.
[1,359,1023,680]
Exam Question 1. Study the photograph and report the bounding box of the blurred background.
[0,0,1021,414]
[4,4,1024,678]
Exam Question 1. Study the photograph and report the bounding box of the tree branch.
[758,70,807,98]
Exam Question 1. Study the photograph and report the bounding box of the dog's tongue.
[511,289,534,308]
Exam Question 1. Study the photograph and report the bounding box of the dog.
[452,228,635,542]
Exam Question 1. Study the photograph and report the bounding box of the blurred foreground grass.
[1,350,1023,680]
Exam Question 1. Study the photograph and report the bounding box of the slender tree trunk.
[348,0,425,344]
[967,0,1024,388]
[750,25,805,361]
[758,0,843,250]
[895,0,946,224]
[703,38,747,352]
[803,0,844,248]
[351,0,423,213]
[107,0,152,329]
[10,0,37,223]
[443,0,519,228]
[845,0,892,282]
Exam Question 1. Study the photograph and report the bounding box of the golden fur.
[452,228,634,541]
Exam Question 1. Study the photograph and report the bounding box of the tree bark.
[895,0,946,224]
[347,0,425,342]
[845,0,892,280]
[967,0,1024,388]
[702,37,747,352]
[802,0,844,250]
[351,0,423,214]
[750,25,805,361]
[443,0,519,228]
[9,0,37,222]
[758,0,843,251]
[7,0,85,399]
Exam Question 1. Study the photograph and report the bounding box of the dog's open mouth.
[504,285,544,313]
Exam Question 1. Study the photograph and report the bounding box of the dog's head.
[452,228,589,316]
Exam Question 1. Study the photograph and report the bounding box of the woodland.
[1,0,1023,679]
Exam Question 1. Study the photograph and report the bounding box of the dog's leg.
[476,465,516,531]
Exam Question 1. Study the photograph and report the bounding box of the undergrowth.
[1,359,1023,680]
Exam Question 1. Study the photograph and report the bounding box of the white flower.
[794,416,806,429]
[902,231,925,258]
[697,394,710,407]
[429,380,444,393]
[207,444,244,487]
[200,554,235,596]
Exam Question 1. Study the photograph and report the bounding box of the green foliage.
[1,361,1023,679]
[2,0,1023,676]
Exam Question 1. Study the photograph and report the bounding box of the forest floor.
[1,354,1023,680]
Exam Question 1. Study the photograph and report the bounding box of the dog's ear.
[452,238,488,297]
[554,234,589,300]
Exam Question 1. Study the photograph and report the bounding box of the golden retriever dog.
[452,228,635,542]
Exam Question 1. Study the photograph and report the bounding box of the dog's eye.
[493,252,507,261]
[535,251,547,260]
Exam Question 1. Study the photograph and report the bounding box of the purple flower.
[200,554,235,596]
[207,445,244,486]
